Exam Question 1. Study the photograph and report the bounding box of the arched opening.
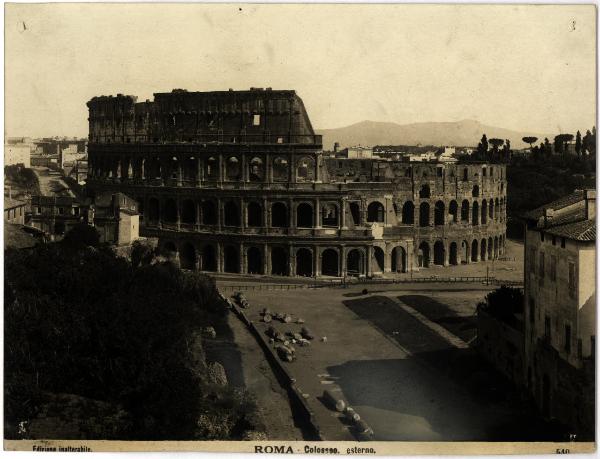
[402,201,415,224]
[181,200,196,224]
[418,242,430,268]
[480,238,487,261]
[472,201,479,226]
[471,240,478,262]
[372,246,385,273]
[180,243,196,270]
[419,202,430,227]
[270,247,288,276]
[461,240,469,264]
[462,168,468,181]
[461,200,469,221]
[489,199,494,220]
[433,241,445,265]
[449,242,458,265]
[224,201,240,227]
[148,197,160,223]
[494,198,499,220]
[434,201,445,226]
[226,156,240,181]
[391,246,407,273]
[350,202,361,225]
[164,198,177,223]
[247,247,263,274]
[205,157,218,179]
[249,157,264,182]
[296,248,313,277]
[472,185,479,197]
[321,203,339,227]
[488,237,493,259]
[271,202,288,227]
[224,245,240,273]
[367,201,385,223]
[296,203,313,228]
[346,249,364,276]
[168,157,179,181]
[183,157,197,183]
[494,236,499,259]
[296,156,315,182]
[247,202,262,227]
[273,157,289,182]
[321,249,339,276]
[201,245,217,272]
[449,200,458,223]
[419,184,430,199]
[481,200,488,224]
[201,200,217,225]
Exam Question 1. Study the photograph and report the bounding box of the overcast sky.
[5,3,596,138]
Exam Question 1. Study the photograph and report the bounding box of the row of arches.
[415,235,506,268]
[89,153,318,183]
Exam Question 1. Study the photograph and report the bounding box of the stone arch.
[449,200,458,223]
[391,246,407,273]
[271,202,288,227]
[181,199,196,224]
[418,242,430,268]
[471,239,479,262]
[495,198,500,220]
[402,201,415,224]
[472,201,479,226]
[372,246,385,273]
[461,200,469,221]
[367,201,385,223]
[168,156,179,181]
[247,201,262,227]
[449,242,458,265]
[249,157,264,182]
[201,244,217,272]
[321,248,340,276]
[489,199,494,220]
[419,184,431,199]
[433,241,445,265]
[247,246,263,274]
[164,198,178,223]
[148,197,160,222]
[273,157,289,181]
[349,202,361,225]
[226,156,241,181]
[434,201,445,226]
[296,156,315,182]
[481,199,488,224]
[224,245,240,273]
[494,236,499,259]
[346,249,365,276]
[472,185,479,197]
[180,242,196,270]
[461,240,469,263]
[205,156,218,179]
[224,201,240,227]
[462,168,468,181]
[296,202,314,228]
[202,200,217,225]
[183,157,197,183]
[419,202,430,227]
[270,246,288,275]
[480,238,487,261]
[488,236,493,259]
[321,203,339,227]
[296,248,313,276]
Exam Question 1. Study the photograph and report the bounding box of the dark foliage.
[4,165,40,196]
[4,243,240,440]
[478,286,524,325]
[61,224,101,249]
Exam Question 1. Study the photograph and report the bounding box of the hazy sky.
[5,3,596,138]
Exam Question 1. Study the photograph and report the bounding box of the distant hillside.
[316,119,548,151]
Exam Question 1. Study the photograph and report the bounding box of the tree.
[544,138,552,157]
[522,136,538,150]
[488,138,504,160]
[477,134,489,159]
[575,131,582,155]
[61,223,100,248]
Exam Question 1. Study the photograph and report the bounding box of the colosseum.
[86,88,507,278]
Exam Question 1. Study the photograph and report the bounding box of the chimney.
[334,142,340,153]
[584,189,596,220]
[543,208,555,227]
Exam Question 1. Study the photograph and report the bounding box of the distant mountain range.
[316,119,549,151]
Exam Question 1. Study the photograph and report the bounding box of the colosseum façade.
[86,88,507,278]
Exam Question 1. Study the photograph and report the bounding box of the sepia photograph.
[3,3,597,454]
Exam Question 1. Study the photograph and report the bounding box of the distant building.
[4,197,27,225]
[336,145,374,159]
[5,144,31,168]
[522,189,596,438]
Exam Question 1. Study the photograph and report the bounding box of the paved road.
[32,167,76,197]
[240,285,553,441]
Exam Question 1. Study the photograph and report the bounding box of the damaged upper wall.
[87,88,320,145]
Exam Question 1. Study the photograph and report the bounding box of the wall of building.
[4,205,26,225]
[5,144,31,168]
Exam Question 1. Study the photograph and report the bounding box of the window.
[568,262,576,298]
[550,255,556,281]
[541,232,545,242]
[561,237,566,248]
[36,206,41,214]
[253,114,261,126]
[564,324,571,354]
[483,168,487,177]
[545,315,552,340]
[73,207,80,216]
[437,167,443,177]
[58,207,64,215]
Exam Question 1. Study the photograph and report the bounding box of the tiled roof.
[4,197,26,210]
[545,219,596,242]
[522,190,585,220]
